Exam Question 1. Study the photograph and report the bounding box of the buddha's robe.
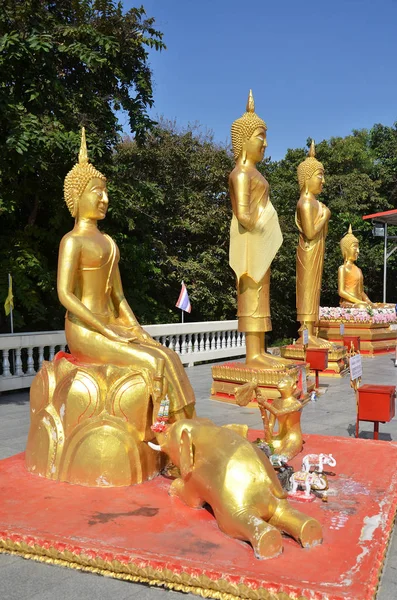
[295,200,325,322]
[339,263,367,307]
[229,168,282,332]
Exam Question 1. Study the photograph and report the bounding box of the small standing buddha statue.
[25,128,195,487]
[338,225,388,308]
[229,90,292,368]
[295,141,331,347]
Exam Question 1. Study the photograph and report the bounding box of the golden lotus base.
[318,321,397,356]
[211,361,310,405]
[280,344,349,377]
[25,353,164,487]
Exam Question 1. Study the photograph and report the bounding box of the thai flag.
[176,281,191,313]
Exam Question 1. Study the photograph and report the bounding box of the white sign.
[302,327,309,346]
[339,322,345,336]
[349,354,363,381]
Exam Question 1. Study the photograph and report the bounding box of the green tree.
[109,121,236,324]
[0,0,164,332]
[369,123,397,205]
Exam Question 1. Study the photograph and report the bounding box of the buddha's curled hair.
[64,128,106,217]
[231,90,267,161]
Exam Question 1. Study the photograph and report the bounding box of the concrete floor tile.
[0,556,72,599]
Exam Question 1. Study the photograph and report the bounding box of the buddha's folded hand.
[102,325,137,343]
[128,325,162,346]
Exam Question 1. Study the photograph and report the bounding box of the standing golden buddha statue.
[212,92,302,401]
[229,90,288,368]
[25,128,195,487]
[295,141,331,346]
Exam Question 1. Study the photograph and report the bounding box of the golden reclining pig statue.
[150,418,322,559]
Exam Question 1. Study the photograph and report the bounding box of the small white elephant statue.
[302,453,336,473]
[290,471,328,498]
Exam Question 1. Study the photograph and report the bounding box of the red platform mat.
[1,433,397,600]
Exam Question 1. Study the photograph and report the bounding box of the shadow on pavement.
[347,423,392,441]
[0,390,29,405]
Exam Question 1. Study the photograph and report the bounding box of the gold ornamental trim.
[211,364,301,386]
[318,319,391,329]
[280,345,346,362]
[0,538,308,600]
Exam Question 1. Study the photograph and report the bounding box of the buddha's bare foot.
[297,335,331,348]
[246,353,296,370]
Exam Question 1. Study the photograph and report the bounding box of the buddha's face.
[347,242,359,262]
[77,177,108,220]
[243,127,267,163]
[306,168,325,195]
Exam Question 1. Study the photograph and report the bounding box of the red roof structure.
[363,209,397,226]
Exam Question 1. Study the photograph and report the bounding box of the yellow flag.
[4,275,14,316]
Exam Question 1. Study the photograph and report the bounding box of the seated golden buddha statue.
[295,141,331,347]
[338,225,392,309]
[229,91,293,368]
[25,128,195,487]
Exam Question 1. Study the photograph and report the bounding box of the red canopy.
[362,209,397,225]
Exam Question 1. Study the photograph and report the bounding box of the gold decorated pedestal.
[280,344,349,377]
[25,356,164,486]
[211,361,311,405]
[317,321,397,356]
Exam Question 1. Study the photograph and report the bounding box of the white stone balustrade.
[0,321,245,393]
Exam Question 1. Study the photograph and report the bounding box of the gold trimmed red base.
[318,321,397,356]
[210,361,309,404]
[279,344,349,377]
[1,433,397,600]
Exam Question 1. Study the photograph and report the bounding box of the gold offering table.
[317,307,397,356]
[211,361,310,404]
[280,343,349,376]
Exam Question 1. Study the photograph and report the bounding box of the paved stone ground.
[1,354,397,599]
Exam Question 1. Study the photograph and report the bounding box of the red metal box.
[358,384,396,422]
[343,336,361,352]
[305,348,329,371]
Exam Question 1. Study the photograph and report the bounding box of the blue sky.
[124,0,397,161]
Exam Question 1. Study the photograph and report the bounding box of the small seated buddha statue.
[229,90,294,368]
[338,225,391,308]
[295,141,331,347]
[25,128,195,487]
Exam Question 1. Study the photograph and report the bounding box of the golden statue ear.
[242,147,247,165]
[71,188,79,218]
[179,428,194,478]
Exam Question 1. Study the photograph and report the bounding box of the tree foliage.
[108,121,235,324]
[0,0,164,330]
